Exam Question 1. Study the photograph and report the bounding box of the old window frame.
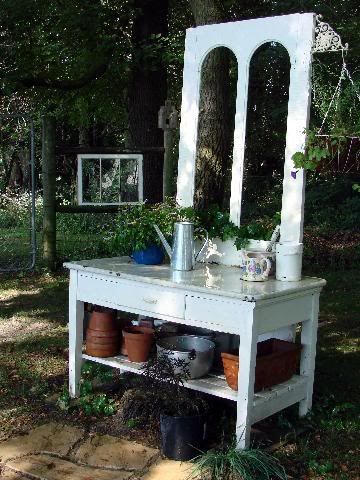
[77,153,143,206]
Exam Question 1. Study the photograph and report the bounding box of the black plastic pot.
[160,413,207,461]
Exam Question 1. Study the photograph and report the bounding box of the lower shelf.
[82,353,308,418]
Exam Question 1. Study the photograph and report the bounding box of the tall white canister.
[275,242,303,281]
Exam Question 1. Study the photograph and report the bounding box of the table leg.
[236,312,257,449]
[299,293,319,417]
[68,270,84,398]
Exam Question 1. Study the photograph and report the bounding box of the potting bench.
[66,257,325,448]
[66,13,327,449]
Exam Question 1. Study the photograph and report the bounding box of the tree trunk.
[42,115,57,271]
[127,0,169,203]
[188,0,233,210]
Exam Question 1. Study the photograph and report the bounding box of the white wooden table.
[65,257,325,449]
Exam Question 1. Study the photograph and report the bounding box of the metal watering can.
[153,221,208,271]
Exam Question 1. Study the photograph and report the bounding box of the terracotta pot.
[86,328,118,344]
[221,352,239,391]
[86,341,119,357]
[122,326,154,362]
[86,309,119,358]
[119,318,133,356]
[88,308,116,331]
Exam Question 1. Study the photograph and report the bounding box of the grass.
[0,266,359,479]
[191,442,287,480]
[0,272,69,440]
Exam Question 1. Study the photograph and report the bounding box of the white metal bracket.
[312,15,348,53]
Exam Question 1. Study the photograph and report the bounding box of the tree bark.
[42,115,57,271]
[188,0,233,210]
[162,128,177,199]
[127,0,169,203]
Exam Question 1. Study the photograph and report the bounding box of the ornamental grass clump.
[190,441,287,480]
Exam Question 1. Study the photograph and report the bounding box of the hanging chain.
[341,50,360,103]
[317,62,346,134]
[312,15,359,135]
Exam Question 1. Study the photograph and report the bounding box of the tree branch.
[18,48,114,91]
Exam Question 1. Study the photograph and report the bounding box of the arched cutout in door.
[242,42,290,222]
[194,47,238,211]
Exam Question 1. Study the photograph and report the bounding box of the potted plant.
[196,206,280,267]
[141,352,208,461]
[113,201,279,268]
[113,204,164,264]
[113,201,200,265]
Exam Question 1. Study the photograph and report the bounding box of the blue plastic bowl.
[132,245,165,265]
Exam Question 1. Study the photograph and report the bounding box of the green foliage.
[81,361,114,384]
[305,175,360,230]
[126,418,141,429]
[57,361,116,416]
[198,206,280,249]
[292,130,330,172]
[0,191,43,230]
[112,200,201,254]
[190,441,287,480]
[112,201,280,255]
[0,0,133,126]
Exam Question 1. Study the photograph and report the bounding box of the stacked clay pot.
[122,326,154,362]
[86,308,119,357]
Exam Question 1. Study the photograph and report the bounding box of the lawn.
[0,266,359,479]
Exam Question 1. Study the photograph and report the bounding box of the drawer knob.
[143,297,158,304]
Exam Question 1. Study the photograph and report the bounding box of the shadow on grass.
[1,332,68,353]
[0,280,68,325]
[307,268,360,404]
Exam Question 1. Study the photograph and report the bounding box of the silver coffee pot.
[153,221,208,271]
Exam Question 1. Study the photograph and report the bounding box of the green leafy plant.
[126,418,141,429]
[57,362,116,416]
[79,392,116,416]
[198,206,280,249]
[113,200,200,255]
[81,361,114,384]
[112,200,280,255]
[190,440,287,480]
[291,129,351,173]
[292,130,330,172]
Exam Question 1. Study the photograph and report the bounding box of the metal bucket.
[178,326,232,367]
[156,335,215,379]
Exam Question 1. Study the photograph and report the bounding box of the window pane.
[82,158,101,203]
[101,158,120,203]
[120,158,139,202]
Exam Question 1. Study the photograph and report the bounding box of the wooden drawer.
[185,295,252,334]
[77,273,185,319]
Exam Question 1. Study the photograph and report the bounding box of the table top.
[64,257,326,302]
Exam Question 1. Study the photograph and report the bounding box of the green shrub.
[0,191,43,230]
[190,441,287,480]
[57,362,117,416]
